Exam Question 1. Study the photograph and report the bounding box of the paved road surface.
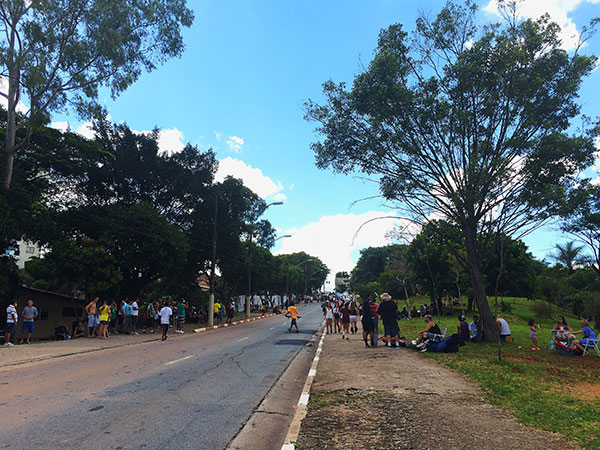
[0,303,324,450]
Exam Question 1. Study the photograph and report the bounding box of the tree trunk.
[2,25,19,191]
[464,235,499,341]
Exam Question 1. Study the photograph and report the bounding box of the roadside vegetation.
[393,296,600,449]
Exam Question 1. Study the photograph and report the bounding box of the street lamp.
[246,201,284,317]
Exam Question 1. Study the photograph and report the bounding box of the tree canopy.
[305,0,598,340]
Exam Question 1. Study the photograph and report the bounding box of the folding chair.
[429,327,447,343]
[582,338,600,357]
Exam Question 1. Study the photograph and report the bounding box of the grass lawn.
[388,296,600,449]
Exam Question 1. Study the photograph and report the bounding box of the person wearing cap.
[377,293,400,347]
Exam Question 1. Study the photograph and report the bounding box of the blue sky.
[51,0,600,283]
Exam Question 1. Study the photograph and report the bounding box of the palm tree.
[551,242,585,274]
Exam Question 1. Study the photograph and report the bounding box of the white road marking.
[298,392,310,406]
[270,327,274,330]
[238,337,248,342]
[165,355,193,365]
[309,369,317,377]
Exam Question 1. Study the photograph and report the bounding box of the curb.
[193,313,277,333]
[281,323,326,450]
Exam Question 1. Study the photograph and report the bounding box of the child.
[528,319,540,351]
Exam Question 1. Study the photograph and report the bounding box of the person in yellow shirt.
[287,303,299,333]
[214,302,221,324]
[98,301,111,339]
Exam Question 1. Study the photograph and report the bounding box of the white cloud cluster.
[275,211,411,288]
[484,0,600,50]
[50,121,186,155]
[215,156,285,199]
[226,135,244,153]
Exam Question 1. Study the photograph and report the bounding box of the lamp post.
[246,201,283,318]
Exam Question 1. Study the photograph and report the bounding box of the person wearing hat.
[377,293,400,348]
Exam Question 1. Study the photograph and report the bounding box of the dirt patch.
[297,333,579,450]
[571,382,600,402]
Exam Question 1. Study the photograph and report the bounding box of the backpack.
[427,334,460,353]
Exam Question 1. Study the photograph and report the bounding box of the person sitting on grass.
[457,315,470,344]
[415,315,441,344]
[469,315,479,342]
[551,316,572,341]
[571,319,597,355]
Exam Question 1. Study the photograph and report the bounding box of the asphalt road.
[0,303,324,450]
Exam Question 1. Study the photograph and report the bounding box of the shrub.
[531,300,553,318]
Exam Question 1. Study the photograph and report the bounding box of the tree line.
[0,114,328,307]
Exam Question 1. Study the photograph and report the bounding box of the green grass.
[390,296,600,449]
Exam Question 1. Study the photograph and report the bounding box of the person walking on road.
[85,298,99,338]
[370,295,380,347]
[159,302,173,341]
[349,300,359,334]
[4,299,18,347]
[287,302,299,333]
[19,299,38,344]
[377,293,400,347]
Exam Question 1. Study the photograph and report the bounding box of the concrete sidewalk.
[0,311,278,369]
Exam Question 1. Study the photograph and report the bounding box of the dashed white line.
[270,327,274,330]
[165,355,193,365]
[238,337,248,342]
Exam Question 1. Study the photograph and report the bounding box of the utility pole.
[245,201,284,318]
[246,232,253,318]
[209,194,218,327]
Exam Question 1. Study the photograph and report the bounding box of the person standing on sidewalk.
[131,298,140,335]
[377,293,400,348]
[85,298,99,338]
[176,299,187,334]
[159,302,172,341]
[340,301,351,340]
[19,299,38,344]
[360,298,374,347]
[98,301,110,339]
[4,299,18,347]
[370,295,380,347]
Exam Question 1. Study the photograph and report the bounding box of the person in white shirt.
[131,298,139,335]
[497,316,512,341]
[159,303,173,341]
[4,300,18,347]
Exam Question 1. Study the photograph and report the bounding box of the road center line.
[269,327,274,330]
[238,337,248,342]
[165,355,193,365]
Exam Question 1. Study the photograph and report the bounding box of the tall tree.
[0,0,194,189]
[551,241,585,275]
[305,1,597,340]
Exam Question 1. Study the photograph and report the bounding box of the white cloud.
[50,121,186,155]
[273,192,287,202]
[0,76,29,114]
[226,135,244,153]
[50,121,70,132]
[214,130,224,141]
[155,128,185,155]
[289,184,295,190]
[215,156,285,199]
[484,0,600,50]
[275,211,412,288]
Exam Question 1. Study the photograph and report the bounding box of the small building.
[8,286,88,340]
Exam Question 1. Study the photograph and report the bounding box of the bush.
[530,300,553,318]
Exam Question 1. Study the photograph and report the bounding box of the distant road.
[0,303,324,449]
